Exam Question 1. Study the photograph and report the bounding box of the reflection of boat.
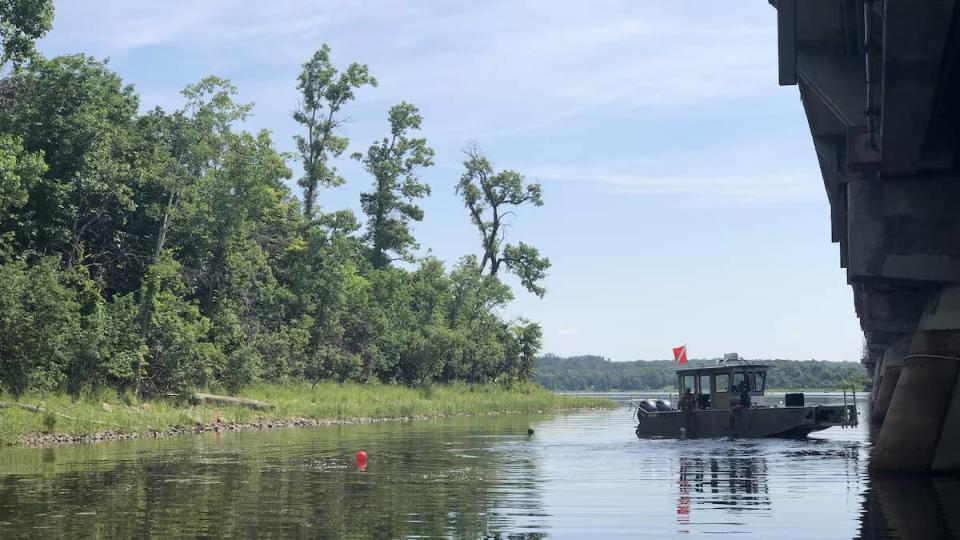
[634,362,858,439]
[676,454,770,533]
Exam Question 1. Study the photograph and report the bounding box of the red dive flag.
[673,345,688,365]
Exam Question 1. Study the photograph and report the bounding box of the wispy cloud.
[43,0,779,139]
[526,133,821,206]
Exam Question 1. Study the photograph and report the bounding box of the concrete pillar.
[871,353,883,407]
[871,336,909,424]
[871,285,960,472]
[871,355,958,471]
[933,374,960,472]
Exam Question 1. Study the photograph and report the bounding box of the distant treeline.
[535,355,870,391]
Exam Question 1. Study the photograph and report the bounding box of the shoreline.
[1,382,617,448]
[12,406,610,448]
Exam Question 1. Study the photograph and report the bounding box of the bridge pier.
[771,0,960,473]
[871,336,909,424]
[872,286,960,473]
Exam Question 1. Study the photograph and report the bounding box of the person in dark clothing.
[738,382,752,409]
[679,388,696,412]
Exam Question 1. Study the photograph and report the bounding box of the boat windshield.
[730,370,767,394]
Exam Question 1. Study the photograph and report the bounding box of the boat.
[633,359,858,439]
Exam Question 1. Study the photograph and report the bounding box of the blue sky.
[37,0,862,361]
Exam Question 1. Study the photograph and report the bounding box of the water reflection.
[676,453,770,533]
[0,415,549,538]
[1,397,958,538]
[858,474,960,539]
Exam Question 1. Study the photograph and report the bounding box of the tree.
[456,148,550,296]
[294,44,376,219]
[0,258,78,395]
[0,13,554,396]
[0,133,44,257]
[513,320,542,381]
[0,54,140,272]
[133,77,252,343]
[355,102,434,267]
[0,0,54,68]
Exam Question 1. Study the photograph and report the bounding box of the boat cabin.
[676,364,769,410]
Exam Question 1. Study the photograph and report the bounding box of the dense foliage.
[535,355,870,391]
[0,2,549,397]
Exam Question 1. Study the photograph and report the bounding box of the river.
[0,393,957,538]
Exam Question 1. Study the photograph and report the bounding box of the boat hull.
[635,405,853,439]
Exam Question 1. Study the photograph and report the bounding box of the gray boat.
[634,361,858,439]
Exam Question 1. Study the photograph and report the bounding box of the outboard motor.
[638,399,658,413]
[655,399,673,412]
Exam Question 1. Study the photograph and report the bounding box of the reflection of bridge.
[770,1,960,472]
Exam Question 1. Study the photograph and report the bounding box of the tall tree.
[455,148,551,297]
[137,77,251,269]
[294,44,376,219]
[355,102,434,267]
[0,0,54,68]
[134,77,252,358]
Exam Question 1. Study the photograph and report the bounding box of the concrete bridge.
[771,0,960,472]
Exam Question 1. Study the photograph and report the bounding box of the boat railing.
[839,386,859,428]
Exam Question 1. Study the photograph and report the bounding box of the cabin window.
[699,375,711,394]
[732,372,746,392]
[753,371,766,392]
[680,375,695,392]
[715,374,730,393]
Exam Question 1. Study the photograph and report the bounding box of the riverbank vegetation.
[536,355,870,391]
[0,3,554,402]
[0,382,615,445]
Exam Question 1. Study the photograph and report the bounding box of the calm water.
[0,394,957,538]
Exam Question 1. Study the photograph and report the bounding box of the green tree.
[0,0,54,68]
[355,102,434,267]
[137,252,219,395]
[132,77,253,345]
[0,133,45,257]
[0,12,553,396]
[456,148,550,296]
[294,44,376,219]
[0,54,139,272]
[512,320,542,381]
[0,258,79,395]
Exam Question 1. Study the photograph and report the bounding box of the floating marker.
[355,450,368,470]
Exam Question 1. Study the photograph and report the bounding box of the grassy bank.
[0,382,617,445]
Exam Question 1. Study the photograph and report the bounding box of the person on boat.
[679,388,696,412]
[738,382,752,409]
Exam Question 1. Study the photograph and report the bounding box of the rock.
[101,402,113,412]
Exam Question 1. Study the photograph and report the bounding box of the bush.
[42,411,57,433]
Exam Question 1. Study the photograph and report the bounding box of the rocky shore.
[12,408,604,447]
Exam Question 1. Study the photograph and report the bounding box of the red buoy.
[355,450,368,470]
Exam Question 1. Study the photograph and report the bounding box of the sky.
[36,0,863,362]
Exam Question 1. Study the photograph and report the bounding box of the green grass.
[0,382,616,445]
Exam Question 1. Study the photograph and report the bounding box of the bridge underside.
[773,0,960,472]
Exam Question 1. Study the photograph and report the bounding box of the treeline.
[535,355,870,391]
[0,3,550,397]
